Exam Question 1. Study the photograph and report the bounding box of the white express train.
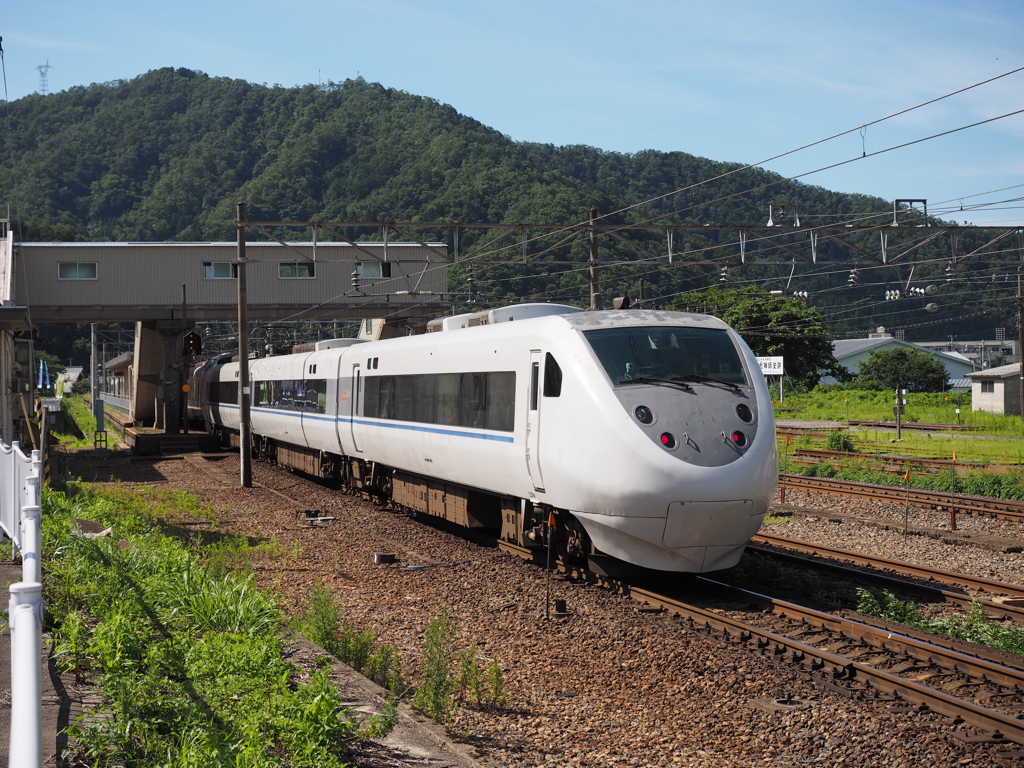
[190,304,778,573]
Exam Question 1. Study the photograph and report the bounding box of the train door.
[526,350,545,492]
[348,363,362,453]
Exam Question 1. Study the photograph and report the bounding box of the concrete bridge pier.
[131,320,193,432]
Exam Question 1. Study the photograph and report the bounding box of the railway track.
[497,540,1024,750]
[182,453,1024,758]
[636,579,1024,748]
[847,420,982,432]
[748,533,1024,623]
[780,473,1024,522]
[787,448,990,473]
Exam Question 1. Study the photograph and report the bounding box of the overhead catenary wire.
[219,67,1024,335]
[282,67,1024,305]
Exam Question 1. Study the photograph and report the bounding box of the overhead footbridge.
[0,222,449,444]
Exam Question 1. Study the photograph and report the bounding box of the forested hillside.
[0,67,1016,342]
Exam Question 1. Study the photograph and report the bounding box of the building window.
[981,381,995,394]
[203,262,237,279]
[57,262,98,280]
[356,262,392,279]
[279,262,315,279]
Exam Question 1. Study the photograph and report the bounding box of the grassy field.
[775,388,995,426]
[773,388,1024,496]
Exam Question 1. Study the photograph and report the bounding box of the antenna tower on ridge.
[36,60,51,95]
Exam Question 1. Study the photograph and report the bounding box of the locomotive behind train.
[188,304,777,573]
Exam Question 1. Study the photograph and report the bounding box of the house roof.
[833,338,971,367]
[966,362,1021,379]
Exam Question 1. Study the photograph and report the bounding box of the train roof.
[562,309,731,331]
[426,304,730,334]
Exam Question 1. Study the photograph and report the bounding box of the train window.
[414,374,437,423]
[435,374,460,425]
[304,380,327,413]
[378,377,396,419]
[362,371,515,432]
[210,381,238,404]
[363,377,379,417]
[253,379,325,412]
[584,327,749,386]
[395,376,418,421]
[486,372,515,431]
[459,373,487,427]
[543,354,563,397]
[530,364,540,411]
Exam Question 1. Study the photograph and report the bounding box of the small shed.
[966,363,1021,415]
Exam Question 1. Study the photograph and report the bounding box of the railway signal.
[182,331,202,355]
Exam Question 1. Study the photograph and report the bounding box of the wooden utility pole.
[237,202,252,488]
[589,208,601,310]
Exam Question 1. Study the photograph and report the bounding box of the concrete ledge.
[125,429,221,456]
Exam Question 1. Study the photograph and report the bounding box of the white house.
[966,363,1021,415]
[821,331,974,389]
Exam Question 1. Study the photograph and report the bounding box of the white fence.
[0,441,43,768]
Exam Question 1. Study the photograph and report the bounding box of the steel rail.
[629,582,1024,744]
[791,448,988,471]
[779,474,1024,522]
[696,578,1024,689]
[500,539,1024,741]
[748,535,1024,623]
[752,532,1024,601]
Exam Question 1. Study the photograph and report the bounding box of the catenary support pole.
[1017,264,1023,420]
[589,208,601,310]
[237,202,252,488]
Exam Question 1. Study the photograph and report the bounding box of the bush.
[825,430,855,452]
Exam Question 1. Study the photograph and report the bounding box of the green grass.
[777,388,1024,434]
[43,485,395,766]
[775,390,1024,487]
[44,474,511,760]
[856,588,1024,657]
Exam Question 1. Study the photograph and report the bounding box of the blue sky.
[2,0,1022,226]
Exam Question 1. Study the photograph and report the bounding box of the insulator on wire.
[351,270,360,290]
[885,290,901,300]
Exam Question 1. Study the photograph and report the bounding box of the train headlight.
[730,430,748,448]
[634,405,655,424]
[736,403,753,423]
[660,432,677,449]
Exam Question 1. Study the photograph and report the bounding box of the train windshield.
[584,327,749,386]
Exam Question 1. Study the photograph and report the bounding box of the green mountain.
[0,67,1016,343]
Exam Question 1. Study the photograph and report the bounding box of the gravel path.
[99,454,1021,767]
